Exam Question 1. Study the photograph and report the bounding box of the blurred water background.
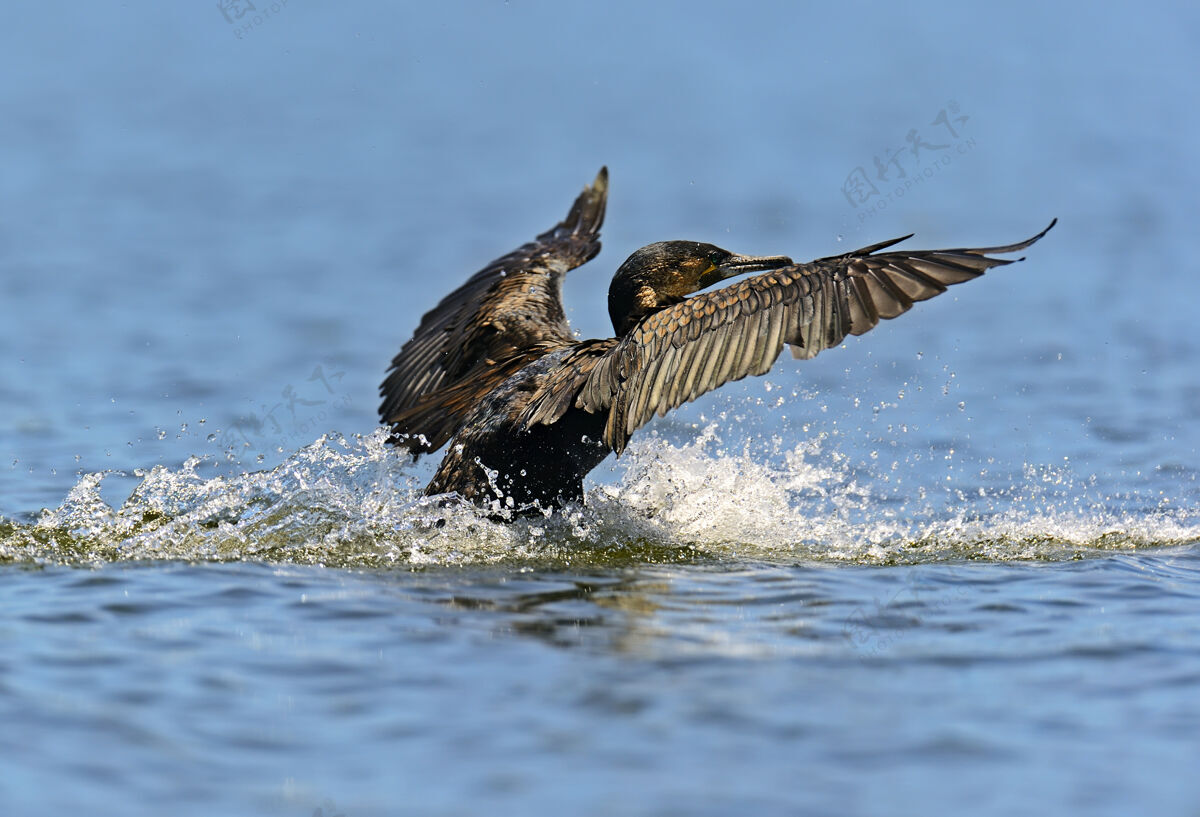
[2,2,1199,815]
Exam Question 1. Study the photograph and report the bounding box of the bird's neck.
[609,279,669,337]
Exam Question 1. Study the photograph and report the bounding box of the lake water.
[2,2,1199,815]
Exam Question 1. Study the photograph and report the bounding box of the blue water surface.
[2,2,1199,815]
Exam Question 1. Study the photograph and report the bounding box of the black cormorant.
[380,168,1054,515]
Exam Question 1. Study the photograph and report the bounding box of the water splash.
[1,427,1196,568]
[595,427,1198,563]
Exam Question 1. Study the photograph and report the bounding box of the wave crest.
[2,427,1195,567]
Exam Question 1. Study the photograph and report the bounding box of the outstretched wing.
[523,220,1055,453]
[379,167,609,452]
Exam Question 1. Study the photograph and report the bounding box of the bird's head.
[608,241,792,336]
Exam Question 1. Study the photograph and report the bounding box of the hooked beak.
[698,253,793,289]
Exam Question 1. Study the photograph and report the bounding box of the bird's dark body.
[379,167,1054,517]
[425,348,610,511]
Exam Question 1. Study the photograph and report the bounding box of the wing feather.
[761,306,786,373]
[379,168,608,452]
[519,220,1054,453]
[685,330,718,402]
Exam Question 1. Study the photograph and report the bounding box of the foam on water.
[2,426,1195,568]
